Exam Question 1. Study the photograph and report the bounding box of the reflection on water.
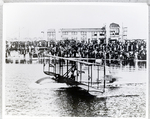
[54,84,146,117]
[55,87,108,117]
[5,60,147,117]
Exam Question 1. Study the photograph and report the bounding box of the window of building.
[63,32,68,35]
[115,29,119,35]
[72,32,77,35]
[100,31,105,36]
[94,34,97,36]
[110,31,115,35]
[48,32,55,36]
[92,32,97,36]
[81,31,87,35]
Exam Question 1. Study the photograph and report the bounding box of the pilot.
[70,66,78,81]
[71,70,75,81]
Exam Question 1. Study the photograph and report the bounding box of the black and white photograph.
[3,3,148,118]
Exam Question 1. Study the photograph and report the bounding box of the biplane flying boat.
[36,54,118,96]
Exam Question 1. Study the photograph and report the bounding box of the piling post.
[59,59,61,74]
[80,63,82,83]
[103,52,106,92]
[43,61,45,72]
[91,65,92,86]
[67,39,69,79]
[97,65,99,88]
[54,57,56,74]
[77,62,78,81]
[67,59,68,78]
[88,65,90,92]
[62,59,63,75]
[104,63,106,89]
[49,55,50,73]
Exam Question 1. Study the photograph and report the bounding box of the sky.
[3,3,148,41]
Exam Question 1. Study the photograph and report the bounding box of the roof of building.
[110,23,120,28]
[47,29,55,32]
[61,27,106,32]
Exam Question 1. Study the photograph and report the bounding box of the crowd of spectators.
[5,38,147,61]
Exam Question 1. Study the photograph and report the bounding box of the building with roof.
[46,23,127,43]
[60,27,106,44]
[47,29,56,41]
[109,23,120,42]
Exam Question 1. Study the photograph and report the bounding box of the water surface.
[5,62,147,117]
